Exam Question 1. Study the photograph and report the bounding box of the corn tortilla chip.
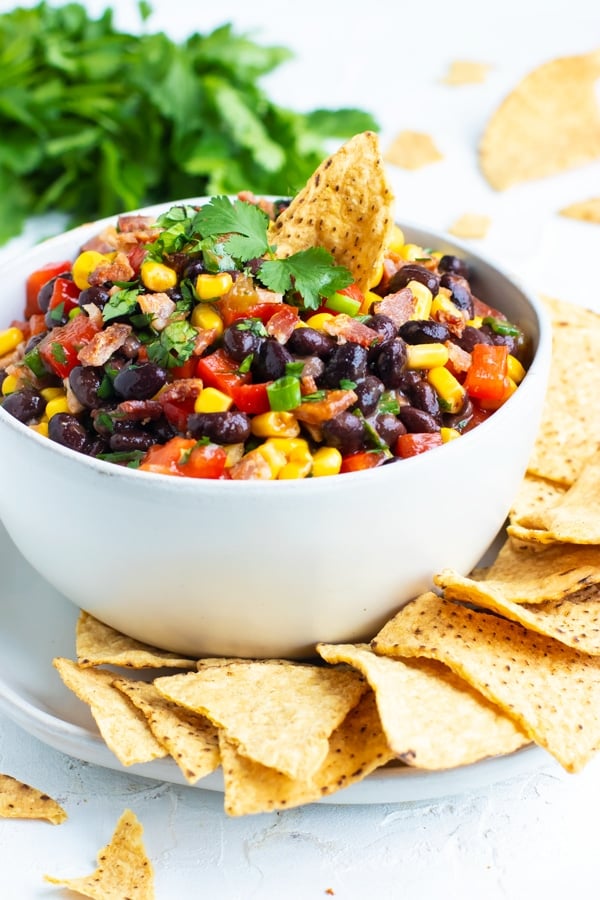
[441,60,491,85]
[271,131,394,293]
[155,660,367,781]
[508,473,567,530]
[53,659,167,766]
[76,611,196,669]
[541,295,600,330]
[537,449,600,543]
[448,213,491,239]
[384,130,443,170]
[559,197,600,223]
[317,643,528,768]
[45,809,154,899]
[480,50,600,190]
[219,691,393,816]
[113,678,220,784]
[372,592,600,772]
[0,774,66,824]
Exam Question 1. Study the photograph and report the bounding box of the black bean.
[2,388,45,424]
[439,273,473,316]
[374,338,408,388]
[108,428,156,452]
[455,326,493,353]
[181,258,207,281]
[480,325,519,356]
[121,334,142,360]
[48,413,90,452]
[252,339,294,382]
[409,380,442,422]
[438,254,470,279]
[443,397,473,431]
[187,411,252,444]
[150,415,176,444]
[352,375,384,416]
[373,412,406,446]
[321,342,368,388]
[321,411,366,455]
[77,284,111,312]
[399,319,451,344]
[286,327,336,358]
[222,323,264,363]
[386,264,440,297]
[399,406,440,433]
[69,366,108,409]
[24,331,48,354]
[45,305,69,329]
[362,314,397,343]
[113,362,168,400]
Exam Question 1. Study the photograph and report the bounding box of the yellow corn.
[194,387,232,413]
[45,395,70,418]
[311,446,342,477]
[440,427,461,443]
[274,438,312,479]
[0,327,24,356]
[431,290,465,322]
[140,260,178,292]
[361,290,381,315]
[279,458,312,479]
[1,374,19,395]
[387,225,406,255]
[71,250,110,290]
[191,303,224,337]
[255,441,287,478]
[367,261,384,290]
[466,316,483,329]
[195,272,233,301]
[398,243,424,262]
[40,386,65,402]
[406,343,449,370]
[507,354,526,384]
[251,411,300,439]
[304,312,336,331]
[427,366,466,414]
[30,421,49,437]
[407,281,433,320]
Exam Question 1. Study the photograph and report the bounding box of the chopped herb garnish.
[236,318,268,337]
[300,390,327,402]
[267,375,302,411]
[97,450,146,467]
[49,302,65,322]
[285,361,305,378]
[23,346,47,377]
[378,390,401,415]
[339,378,357,390]
[482,316,521,337]
[102,288,140,323]
[258,246,353,310]
[147,320,198,367]
[50,342,67,364]
[238,354,254,374]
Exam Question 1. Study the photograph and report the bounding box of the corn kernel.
[140,260,178,292]
[507,354,526,384]
[40,386,65,402]
[278,458,312,479]
[29,421,49,437]
[305,312,336,331]
[71,250,109,290]
[387,225,406,255]
[195,272,233,301]
[251,411,300,439]
[406,343,449,370]
[440,427,461,443]
[45,396,71,418]
[0,327,24,356]
[190,303,224,337]
[466,316,483,329]
[255,441,287,478]
[367,261,385,290]
[311,446,342,477]
[407,281,433,319]
[194,387,233,413]
[399,243,424,262]
[1,374,19,395]
[426,366,466,413]
[268,437,309,456]
[361,290,381,315]
[431,291,466,323]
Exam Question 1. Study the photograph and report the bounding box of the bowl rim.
[0,199,552,494]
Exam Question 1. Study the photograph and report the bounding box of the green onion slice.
[267,375,302,411]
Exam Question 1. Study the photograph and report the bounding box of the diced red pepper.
[25,260,72,318]
[139,437,227,479]
[38,315,101,378]
[463,344,509,402]
[394,432,443,459]
[230,382,271,414]
[195,348,250,395]
[340,450,388,473]
[47,277,81,318]
[170,358,197,380]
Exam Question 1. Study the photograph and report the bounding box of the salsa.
[0,195,528,480]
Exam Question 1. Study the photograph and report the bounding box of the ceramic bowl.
[0,205,552,658]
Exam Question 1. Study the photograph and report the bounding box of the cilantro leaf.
[258,248,353,310]
[102,288,140,323]
[147,320,198,368]
[195,196,271,261]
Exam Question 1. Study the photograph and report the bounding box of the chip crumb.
[448,213,491,239]
[559,197,600,224]
[441,60,491,85]
[384,130,443,170]
[0,774,66,824]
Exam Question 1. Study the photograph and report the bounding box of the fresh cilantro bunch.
[0,2,378,245]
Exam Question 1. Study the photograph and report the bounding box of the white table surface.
[1,1,600,897]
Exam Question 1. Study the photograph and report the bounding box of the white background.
[1,0,600,897]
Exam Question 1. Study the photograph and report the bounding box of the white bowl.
[0,204,551,658]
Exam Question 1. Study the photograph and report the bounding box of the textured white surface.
[0,0,599,896]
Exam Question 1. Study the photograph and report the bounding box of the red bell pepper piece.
[196,348,250,395]
[25,260,72,318]
[463,344,509,402]
[139,437,227,479]
[47,277,81,318]
[395,432,443,459]
[38,315,101,378]
[230,382,271,414]
[340,450,388,473]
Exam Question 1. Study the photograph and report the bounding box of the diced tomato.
[195,348,250,395]
[28,314,47,337]
[25,260,72,318]
[463,344,509,402]
[340,450,388,473]
[47,277,81,317]
[38,315,101,378]
[338,283,365,304]
[139,437,227,479]
[394,432,443,459]
[472,296,506,320]
[231,382,271,414]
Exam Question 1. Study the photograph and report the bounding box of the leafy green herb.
[23,346,47,377]
[378,390,401,415]
[237,354,254,374]
[147,320,198,367]
[339,378,357,390]
[285,361,305,378]
[178,437,210,465]
[195,196,271,261]
[259,247,353,310]
[482,316,522,337]
[0,3,377,246]
[49,302,65,323]
[102,288,140,323]
[96,449,146,467]
[300,390,327,402]
[50,342,67,365]
[236,318,268,337]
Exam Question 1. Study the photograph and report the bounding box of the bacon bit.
[0,349,21,370]
[323,314,381,348]
[116,399,164,421]
[117,214,158,233]
[267,306,299,342]
[88,251,135,286]
[300,374,319,395]
[433,302,467,337]
[237,191,275,219]
[80,225,121,254]
[77,323,132,366]
[137,292,176,332]
[193,328,218,356]
[157,378,203,407]
[229,450,273,481]
[446,340,472,375]
[255,286,284,305]
[294,389,358,425]
[64,379,84,414]
[81,302,104,329]
[372,287,416,327]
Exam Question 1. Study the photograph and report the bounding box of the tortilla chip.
[384,130,443,170]
[155,660,366,781]
[76,611,196,669]
[0,774,66,824]
[317,643,528,768]
[480,50,600,190]
[536,449,600,543]
[219,691,394,816]
[541,295,600,330]
[45,809,154,899]
[372,592,600,772]
[559,197,600,223]
[448,213,491,239]
[113,678,220,784]
[508,473,567,529]
[271,131,394,293]
[53,659,167,766]
[441,60,491,85]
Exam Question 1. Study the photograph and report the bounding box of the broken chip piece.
[0,773,66,824]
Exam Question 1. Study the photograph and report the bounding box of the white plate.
[0,521,548,804]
